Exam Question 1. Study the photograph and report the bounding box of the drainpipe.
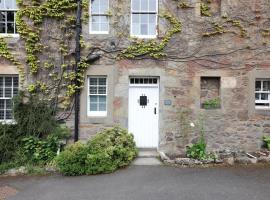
[74,0,82,142]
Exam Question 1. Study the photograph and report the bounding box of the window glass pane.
[0,99,4,109]
[7,22,14,33]
[99,0,108,13]
[99,78,106,85]
[132,14,139,23]
[90,86,97,94]
[13,77,18,87]
[255,93,259,100]
[149,14,156,23]
[99,16,108,23]
[92,16,100,23]
[90,95,98,103]
[0,77,2,87]
[91,0,99,13]
[0,110,4,120]
[90,103,98,111]
[100,23,108,32]
[255,81,261,91]
[263,81,270,91]
[0,0,4,9]
[0,11,6,22]
[148,23,156,35]
[6,99,11,109]
[90,78,98,85]
[261,93,268,100]
[141,14,148,23]
[5,77,12,87]
[132,0,140,11]
[5,88,11,97]
[99,96,106,103]
[0,22,5,33]
[91,22,99,31]
[149,0,156,11]
[141,0,148,11]
[6,110,12,120]
[13,88,18,96]
[141,24,148,35]
[98,86,106,94]
[0,87,2,97]
[7,11,14,22]
[99,103,106,111]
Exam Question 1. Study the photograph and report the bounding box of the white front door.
[128,77,159,148]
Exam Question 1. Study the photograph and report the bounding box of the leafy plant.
[13,92,57,138]
[263,136,270,150]
[21,135,60,165]
[202,98,221,109]
[186,115,208,160]
[56,126,138,176]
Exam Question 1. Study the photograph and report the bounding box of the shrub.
[21,135,60,165]
[186,136,207,160]
[202,98,221,109]
[0,124,22,164]
[56,126,137,176]
[13,92,57,137]
[55,142,89,176]
[263,136,270,150]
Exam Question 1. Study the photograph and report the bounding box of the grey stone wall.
[1,0,270,155]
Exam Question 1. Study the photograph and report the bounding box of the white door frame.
[128,77,160,149]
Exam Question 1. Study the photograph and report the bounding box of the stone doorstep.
[132,157,163,166]
[138,149,159,158]
[132,149,163,166]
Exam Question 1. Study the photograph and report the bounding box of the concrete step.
[132,149,163,165]
[132,157,163,166]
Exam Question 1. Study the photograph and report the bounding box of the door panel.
[128,86,159,148]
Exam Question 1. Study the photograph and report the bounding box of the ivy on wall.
[119,12,182,59]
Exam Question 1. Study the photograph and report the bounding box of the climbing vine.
[203,16,247,38]
[119,12,182,59]
[200,0,212,17]
[0,37,25,81]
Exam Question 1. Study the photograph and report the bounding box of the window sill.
[130,34,157,39]
[89,31,109,35]
[87,111,107,117]
[0,34,19,38]
[0,120,16,124]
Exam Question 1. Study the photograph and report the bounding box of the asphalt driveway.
[1,165,270,200]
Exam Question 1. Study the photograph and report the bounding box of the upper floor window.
[0,0,18,35]
[0,76,19,121]
[90,0,109,34]
[255,79,270,110]
[88,76,107,117]
[131,0,158,38]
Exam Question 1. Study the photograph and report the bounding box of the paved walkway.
[1,165,270,200]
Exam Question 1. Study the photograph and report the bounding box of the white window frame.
[255,79,270,110]
[0,0,19,37]
[87,76,107,117]
[0,75,19,123]
[130,0,158,39]
[89,0,109,34]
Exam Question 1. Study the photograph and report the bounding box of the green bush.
[202,98,221,109]
[13,92,57,137]
[56,126,137,176]
[21,135,60,165]
[0,124,21,164]
[186,136,207,160]
[263,136,270,150]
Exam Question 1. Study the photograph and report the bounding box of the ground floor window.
[0,75,18,121]
[88,76,107,116]
[255,79,270,109]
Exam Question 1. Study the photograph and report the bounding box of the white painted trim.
[0,33,19,38]
[130,0,158,38]
[87,76,108,117]
[89,0,110,35]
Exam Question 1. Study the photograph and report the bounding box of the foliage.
[0,161,20,175]
[56,126,137,176]
[186,116,208,160]
[119,12,182,59]
[202,98,221,109]
[0,124,22,164]
[13,92,57,137]
[200,0,212,17]
[21,135,60,165]
[263,136,270,150]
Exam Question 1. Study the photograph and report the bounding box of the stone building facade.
[1,0,270,156]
